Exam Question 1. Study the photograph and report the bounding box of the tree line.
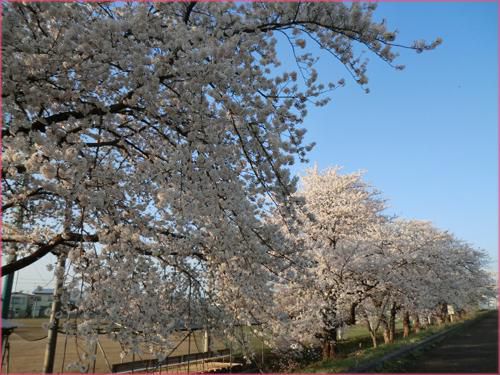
[267,167,494,360]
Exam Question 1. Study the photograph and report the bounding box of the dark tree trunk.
[413,314,421,333]
[403,311,411,337]
[322,341,330,359]
[380,318,390,344]
[439,303,448,324]
[318,303,339,360]
[322,340,337,359]
[348,302,357,325]
[389,303,397,342]
[370,331,378,348]
[456,309,465,320]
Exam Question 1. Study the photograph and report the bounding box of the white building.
[31,287,54,318]
[9,292,33,318]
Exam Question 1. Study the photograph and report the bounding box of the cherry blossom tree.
[270,167,389,359]
[2,1,441,367]
[356,220,446,344]
[356,219,494,346]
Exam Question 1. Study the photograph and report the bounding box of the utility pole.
[2,202,24,319]
[203,327,211,353]
[1,254,16,319]
[43,200,71,374]
[42,252,67,374]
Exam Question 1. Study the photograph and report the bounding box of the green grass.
[342,321,404,340]
[378,311,491,373]
[296,314,480,373]
[300,327,436,373]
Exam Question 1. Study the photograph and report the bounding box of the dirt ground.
[401,310,498,373]
[2,319,229,373]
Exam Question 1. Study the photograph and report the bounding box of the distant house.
[9,292,33,318]
[479,296,498,310]
[31,287,54,318]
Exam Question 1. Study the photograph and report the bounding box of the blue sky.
[287,2,498,270]
[10,2,498,293]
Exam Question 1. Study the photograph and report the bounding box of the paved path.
[403,310,498,373]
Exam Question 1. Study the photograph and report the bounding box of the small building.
[479,296,498,310]
[31,287,54,318]
[9,292,33,318]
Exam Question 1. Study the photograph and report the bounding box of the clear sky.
[287,2,498,271]
[9,1,498,293]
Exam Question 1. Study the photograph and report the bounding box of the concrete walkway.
[403,310,498,373]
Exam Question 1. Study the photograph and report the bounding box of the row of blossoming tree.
[2,1,493,371]
[268,167,494,360]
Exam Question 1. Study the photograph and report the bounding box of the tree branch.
[2,188,56,211]
[183,2,197,24]
[2,232,98,276]
[3,91,136,137]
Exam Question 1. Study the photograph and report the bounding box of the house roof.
[32,288,54,295]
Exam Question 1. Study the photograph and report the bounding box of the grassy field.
[297,313,481,373]
[342,321,404,340]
